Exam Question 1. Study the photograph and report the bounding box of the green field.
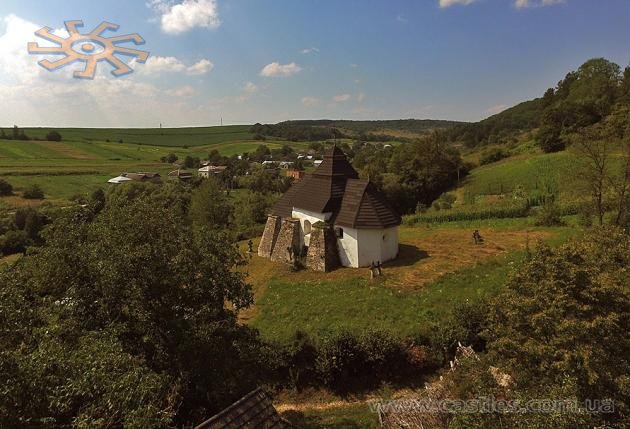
[20,125,254,147]
[0,126,310,202]
[459,151,578,199]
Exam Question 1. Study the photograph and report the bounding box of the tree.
[571,122,629,226]
[22,184,44,199]
[0,194,266,426]
[161,153,178,164]
[0,179,12,196]
[189,177,232,228]
[480,228,630,428]
[45,130,62,142]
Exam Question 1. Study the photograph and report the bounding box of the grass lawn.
[247,222,576,342]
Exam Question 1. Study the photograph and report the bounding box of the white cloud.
[515,0,566,8]
[243,81,258,93]
[302,96,320,108]
[485,104,509,115]
[357,92,366,103]
[138,56,186,74]
[300,47,319,54]
[186,59,214,75]
[438,0,477,8]
[333,94,351,103]
[0,14,216,127]
[136,56,213,75]
[166,85,196,97]
[350,63,359,68]
[396,14,408,23]
[151,0,220,34]
[260,62,302,78]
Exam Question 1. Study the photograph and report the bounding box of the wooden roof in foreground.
[194,388,294,429]
[270,146,400,229]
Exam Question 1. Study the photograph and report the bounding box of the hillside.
[17,125,253,147]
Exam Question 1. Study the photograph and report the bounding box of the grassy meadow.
[0,126,309,203]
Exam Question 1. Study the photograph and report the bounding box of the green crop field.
[459,151,578,199]
[0,126,312,203]
[20,125,254,147]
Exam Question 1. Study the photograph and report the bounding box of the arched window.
[303,220,312,235]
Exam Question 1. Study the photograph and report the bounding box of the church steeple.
[312,144,359,179]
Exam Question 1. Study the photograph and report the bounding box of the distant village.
[106,144,336,185]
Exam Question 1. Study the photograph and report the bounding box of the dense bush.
[0,230,28,255]
[0,179,12,196]
[315,330,412,392]
[479,148,509,165]
[534,200,565,226]
[0,194,266,427]
[405,201,530,224]
[22,184,44,199]
[45,131,62,142]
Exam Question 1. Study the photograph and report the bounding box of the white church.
[258,145,401,271]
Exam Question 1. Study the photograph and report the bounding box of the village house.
[168,169,193,180]
[198,165,228,178]
[107,172,161,184]
[285,169,305,180]
[258,145,401,271]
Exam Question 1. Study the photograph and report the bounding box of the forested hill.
[252,58,630,149]
[251,119,464,141]
[444,57,630,150]
[282,119,464,134]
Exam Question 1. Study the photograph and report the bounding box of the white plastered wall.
[336,226,359,267]
[355,226,399,268]
[291,208,331,247]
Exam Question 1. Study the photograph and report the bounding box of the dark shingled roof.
[336,179,401,229]
[270,146,400,229]
[194,388,293,429]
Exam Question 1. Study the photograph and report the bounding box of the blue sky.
[0,0,629,127]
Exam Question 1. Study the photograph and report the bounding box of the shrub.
[316,331,365,392]
[0,230,28,255]
[0,179,13,196]
[45,131,62,142]
[22,184,44,199]
[479,148,509,165]
[534,200,564,226]
[405,201,530,224]
[278,331,318,391]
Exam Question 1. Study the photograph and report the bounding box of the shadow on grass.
[385,244,428,268]
[282,410,373,429]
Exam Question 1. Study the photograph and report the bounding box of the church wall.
[258,215,281,257]
[336,226,359,267]
[291,208,331,247]
[356,226,399,267]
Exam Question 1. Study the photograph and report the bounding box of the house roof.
[270,145,400,229]
[107,175,132,184]
[336,179,401,229]
[194,388,293,429]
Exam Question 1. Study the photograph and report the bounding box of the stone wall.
[270,218,300,263]
[258,215,281,257]
[306,223,340,272]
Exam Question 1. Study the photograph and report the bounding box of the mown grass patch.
[281,403,379,428]
[248,224,575,343]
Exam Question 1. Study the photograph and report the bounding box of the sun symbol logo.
[27,20,150,79]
